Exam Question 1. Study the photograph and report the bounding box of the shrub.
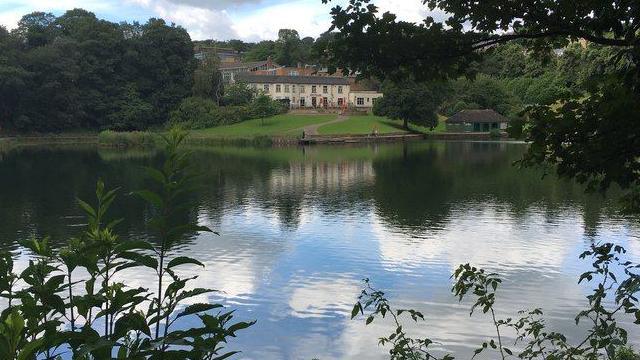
[221,81,256,106]
[168,97,220,129]
[489,128,502,139]
[169,96,286,130]
[98,130,158,147]
[616,347,640,360]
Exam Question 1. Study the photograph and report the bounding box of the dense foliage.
[169,92,285,130]
[200,29,322,67]
[373,80,447,129]
[0,10,195,132]
[325,0,640,207]
[0,130,253,358]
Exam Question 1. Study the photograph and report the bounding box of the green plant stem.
[490,308,506,359]
[67,270,75,332]
[155,248,165,340]
[104,258,110,338]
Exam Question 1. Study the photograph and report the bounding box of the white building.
[236,73,382,109]
[349,90,384,109]
[237,74,352,109]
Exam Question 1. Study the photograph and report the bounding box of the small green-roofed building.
[446,109,509,132]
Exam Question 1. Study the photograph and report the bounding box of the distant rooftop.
[446,109,509,124]
[236,73,350,85]
[219,60,273,70]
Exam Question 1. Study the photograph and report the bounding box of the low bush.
[98,130,158,147]
[489,128,502,139]
[169,96,286,130]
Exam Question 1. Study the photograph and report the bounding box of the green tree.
[243,40,277,62]
[105,85,153,130]
[373,80,447,130]
[193,55,223,104]
[325,0,640,206]
[14,12,57,48]
[130,18,195,126]
[0,26,29,129]
[222,81,256,106]
[275,29,302,66]
[253,94,280,126]
[442,75,522,117]
[2,10,197,132]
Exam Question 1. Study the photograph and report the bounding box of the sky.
[0,0,441,41]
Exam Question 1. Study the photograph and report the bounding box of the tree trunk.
[403,118,408,130]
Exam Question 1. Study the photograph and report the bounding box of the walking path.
[302,114,349,136]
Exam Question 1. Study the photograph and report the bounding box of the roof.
[219,60,271,70]
[446,109,509,124]
[236,73,350,85]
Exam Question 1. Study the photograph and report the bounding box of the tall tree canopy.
[374,80,447,130]
[0,10,195,132]
[324,0,640,207]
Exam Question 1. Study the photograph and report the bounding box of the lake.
[0,141,639,359]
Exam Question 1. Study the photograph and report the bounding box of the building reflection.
[270,160,374,192]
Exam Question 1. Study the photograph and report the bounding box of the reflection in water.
[0,141,639,359]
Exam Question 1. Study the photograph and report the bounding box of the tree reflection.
[0,142,620,250]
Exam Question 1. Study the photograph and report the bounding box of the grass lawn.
[433,114,448,132]
[317,114,448,135]
[191,114,337,138]
[318,115,409,135]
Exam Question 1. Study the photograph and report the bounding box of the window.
[357,97,365,106]
[300,98,306,107]
[323,86,328,94]
[263,84,269,92]
[284,85,290,92]
[289,70,299,76]
[292,85,296,93]
[338,86,343,94]
[372,97,379,105]
[367,98,370,103]
[276,84,281,93]
[312,85,317,93]
[338,98,344,106]
[300,85,305,93]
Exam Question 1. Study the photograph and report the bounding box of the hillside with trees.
[0,10,196,132]
[0,8,628,137]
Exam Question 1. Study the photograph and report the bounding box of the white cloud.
[0,0,444,41]
[288,277,360,318]
[231,1,332,41]
[371,205,579,273]
[375,0,434,23]
[0,10,22,30]
[130,0,239,40]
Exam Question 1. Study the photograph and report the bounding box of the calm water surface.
[1,141,639,359]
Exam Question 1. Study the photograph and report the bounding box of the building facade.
[446,109,509,132]
[237,74,352,109]
[349,90,384,109]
